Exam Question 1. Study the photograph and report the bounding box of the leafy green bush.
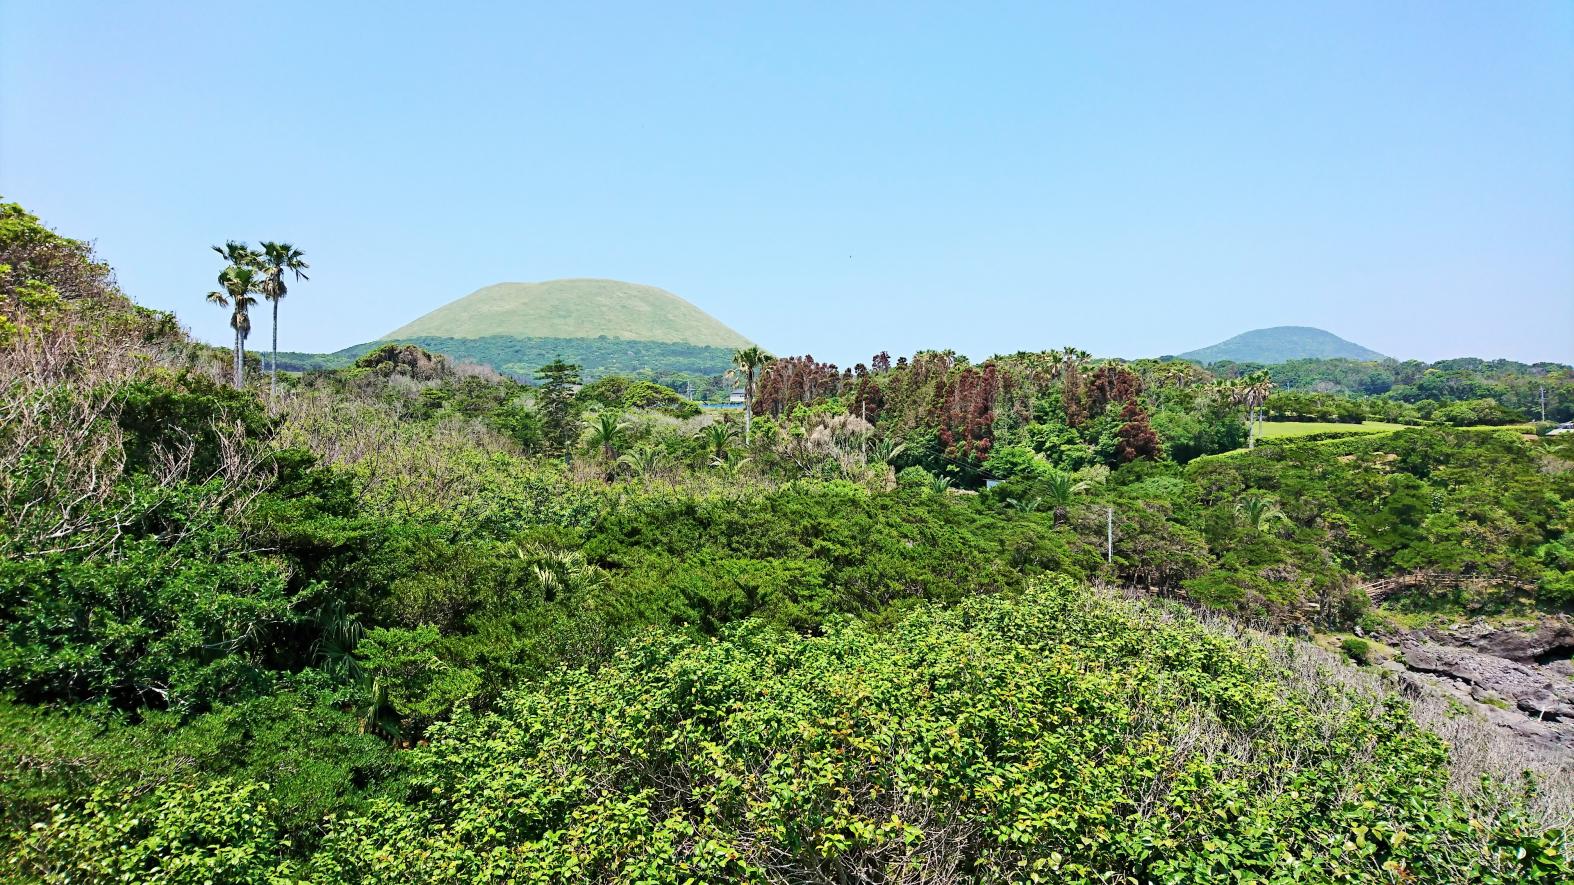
[296,581,1570,882]
[1340,636,1372,664]
[12,779,302,884]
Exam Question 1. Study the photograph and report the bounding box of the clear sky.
[3,1,1571,364]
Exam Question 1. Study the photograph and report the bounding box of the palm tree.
[211,241,261,388]
[869,436,907,466]
[1242,370,1274,449]
[586,411,629,461]
[619,445,666,478]
[257,241,309,403]
[731,345,775,445]
[699,422,737,462]
[1044,350,1065,381]
[711,451,751,479]
[208,265,259,387]
[1236,493,1288,532]
[1041,468,1090,525]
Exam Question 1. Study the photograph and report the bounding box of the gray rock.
[1401,641,1574,721]
[1420,615,1574,663]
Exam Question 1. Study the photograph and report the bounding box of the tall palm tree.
[731,346,774,445]
[206,289,234,374]
[1044,350,1065,381]
[257,241,309,402]
[208,265,259,387]
[211,241,261,388]
[1242,370,1274,449]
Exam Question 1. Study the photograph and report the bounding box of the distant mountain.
[277,279,755,383]
[274,335,742,383]
[1177,326,1388,364]
[386,279,754,349]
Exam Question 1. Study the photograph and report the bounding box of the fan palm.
[210,241,261,387]
[209,264,259,387]
[731,345,775,445]
[711,451,751,479]
[1242,370,1274,449]
[257,241,309,402]
[515,542,606,602]
[1044,350,1065,380]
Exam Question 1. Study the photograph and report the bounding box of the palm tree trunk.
[237,322,248,388]
[232,326,242,388]
[270,298,279,403]
[743,374,753,445]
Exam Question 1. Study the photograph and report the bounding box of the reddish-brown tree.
[1116,400,1163,462]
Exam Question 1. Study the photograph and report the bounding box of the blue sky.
[3,1,1570,364]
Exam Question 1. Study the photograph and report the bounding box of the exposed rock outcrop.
[1419,615,1574,664]
[1401,641,1574,721]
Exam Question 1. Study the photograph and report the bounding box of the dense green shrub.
[1340,636,1372,664]
[291,581,1568,882]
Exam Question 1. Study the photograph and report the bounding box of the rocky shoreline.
[1375,615,1574,758]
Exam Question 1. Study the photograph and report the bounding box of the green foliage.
[14,779,302,883]
[1340,636,1372,664]
[535,358,582,455]
[1149,405,1248,462]
[1432,397,1526,427]
[298,582,1568,882]
[983,443,1055,481]
[115,371,274,474]
[354,626,481,737]
[5,202,1572,884]
[578,374,702,417]
[278,334,742,393]
[0,524,300,711]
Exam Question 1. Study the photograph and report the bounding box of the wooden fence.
[1357,571,1535,604]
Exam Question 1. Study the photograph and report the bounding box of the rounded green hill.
[384,279,754,349]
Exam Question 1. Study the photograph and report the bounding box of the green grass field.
[1256,420,1407,439]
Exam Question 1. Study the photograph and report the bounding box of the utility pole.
[1540,386,1547,423]
[1106,506,1114,564]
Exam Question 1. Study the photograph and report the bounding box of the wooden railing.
[1357,571,1535,603]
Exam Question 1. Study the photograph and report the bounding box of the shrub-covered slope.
[274,334,741,386]
[20,582,1570,883]
[4,200,1572,883]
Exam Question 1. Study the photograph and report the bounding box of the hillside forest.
[3,200,1573,882]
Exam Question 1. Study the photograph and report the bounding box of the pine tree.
[535,358,582,457]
